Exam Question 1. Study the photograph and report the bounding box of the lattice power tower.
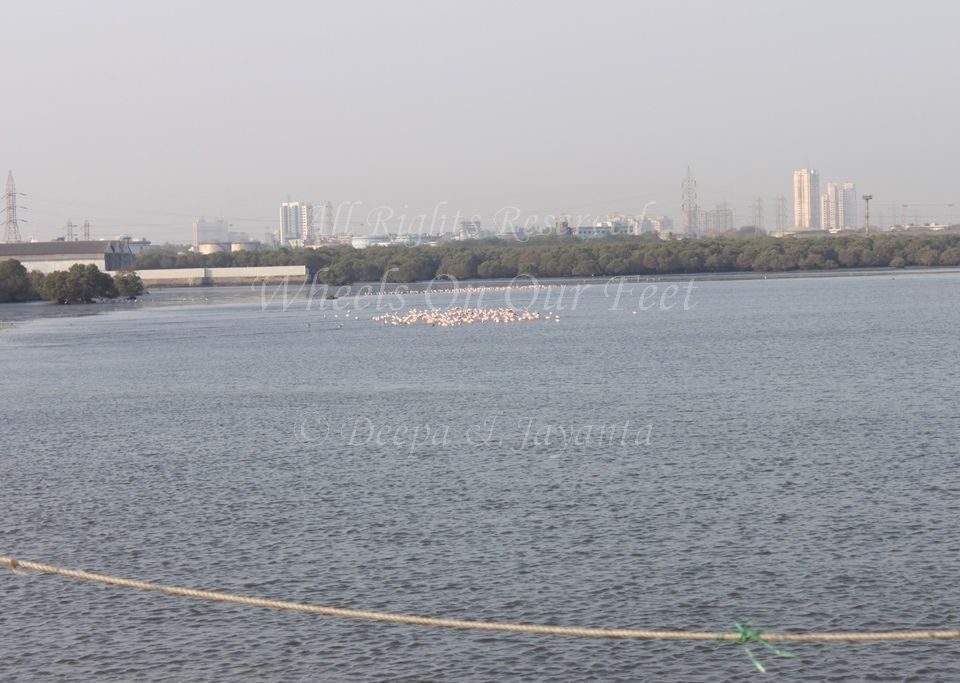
[681,167,699,235]
[3,171,22,243]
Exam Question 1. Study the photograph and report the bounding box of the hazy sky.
[3,0,959,241]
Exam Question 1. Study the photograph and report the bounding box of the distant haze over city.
[2,0,958,242]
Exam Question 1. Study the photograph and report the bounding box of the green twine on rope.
[720,622,798,673]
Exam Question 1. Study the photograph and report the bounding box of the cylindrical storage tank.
[198,242,228,255]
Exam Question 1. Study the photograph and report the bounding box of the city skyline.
[3,1,959,241]
[5,160,958,245]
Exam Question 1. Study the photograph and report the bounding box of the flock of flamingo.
[373,306,558,327]
[354,282,562,300]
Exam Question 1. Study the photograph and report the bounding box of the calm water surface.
[1,274,958,681]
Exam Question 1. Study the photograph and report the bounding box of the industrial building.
[132,265,308,286]
[0,240,135,274]
[195,241,259,254]
[351,235,393,249]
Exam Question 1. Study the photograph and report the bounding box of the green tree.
[385,253,438,282]
[436,252,480,279]
[38,271,72,304]
[0,259,39,303]
[119,232,960,286]
[914,248,940,266]
[476,257,515,279]
[28,270,46,297]
[938,247,960,266]
[39,264,119,304]
[114,271,145,298]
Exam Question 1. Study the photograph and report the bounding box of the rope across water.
[3,556,959,643]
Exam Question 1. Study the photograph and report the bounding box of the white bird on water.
[373,306,544,328]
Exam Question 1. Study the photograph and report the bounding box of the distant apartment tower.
[300,203,314,243]
[705,203,735,236]
[694,208,707,233]
[793,168,821,230]
[279,201,303,246]
[642,215,673,235]
[839,182,857,229]
[192,216,229,248]
[820,182,858,231]
[820,190,836,231]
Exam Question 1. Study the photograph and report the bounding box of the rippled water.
[1,274,958,681]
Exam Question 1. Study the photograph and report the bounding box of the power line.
[682,166,699,235]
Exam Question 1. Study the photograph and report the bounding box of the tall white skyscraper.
[821,181,857,232]
[793,168,821,230]
[300,203,314,243]
[279,201,303,245]
[839,182,857,229]
[821,191,835,231]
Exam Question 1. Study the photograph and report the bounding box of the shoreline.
[2,266,958,332]
[330,264,960,294]
[173,263,960,290]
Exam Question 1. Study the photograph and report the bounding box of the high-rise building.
[820,191,836,231]
[705,203,735,236]
[820,181,857,232]
[839,182,857,229]
[192,216,229,247]
[642,215,673,235]
[793,168,821,230]
[279,201,303,246]
[300,203,314,243]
